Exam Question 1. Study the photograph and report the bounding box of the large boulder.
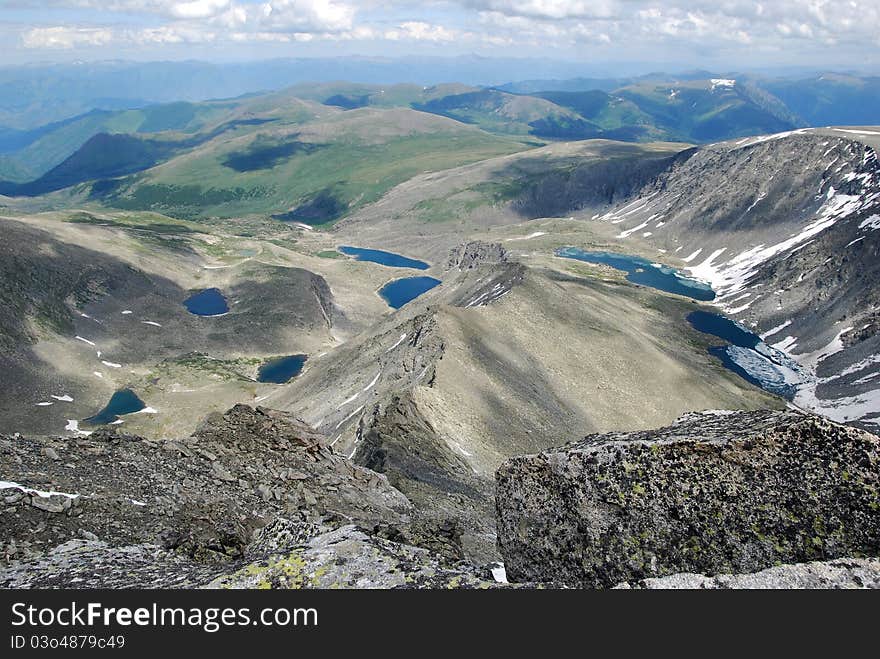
[495,410,880,588]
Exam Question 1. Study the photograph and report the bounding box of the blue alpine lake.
[555,247,716,301]
[379,276,442,309]
[257,354,308,384]
[184,288,229,316]
[552,246,796,399]
[687,311,761,349]
[339,245,430,270]
[687,311,798,400]
[83,389,146,426]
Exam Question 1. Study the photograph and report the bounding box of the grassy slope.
[0,101,244,182]
[94,107,533,222]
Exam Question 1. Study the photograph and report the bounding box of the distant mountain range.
[1,68,879,190]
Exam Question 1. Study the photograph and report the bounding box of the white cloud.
[465,1,618,20]
[169,0,231,20]
[22,26,114,48]
[386,21,458,43]
[8,0,880,62]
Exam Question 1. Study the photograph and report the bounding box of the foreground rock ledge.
[495,410,880,588]
[616,558,880,589]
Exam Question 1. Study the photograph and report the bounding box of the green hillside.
[89,107,533,223]
[614,78,801,142]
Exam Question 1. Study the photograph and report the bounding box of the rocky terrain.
[0,404,500,588]
[263,241,777,561]
[3,406,879,589]
[617,558,880,589]
[496,410,880,588]
[0,74,878,591]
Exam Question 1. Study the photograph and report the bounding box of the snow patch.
[711,78,736,90]
[490,563,508,584]
[363,371,381,392]
[387,333,408,352]
[0,481,79,500]
[760,320,792,340]
[336,405,364,431]
[505,231,546,241]
[859,215,880,231]
[64,420,91,436]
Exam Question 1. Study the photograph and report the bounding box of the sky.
[1,1,879,72]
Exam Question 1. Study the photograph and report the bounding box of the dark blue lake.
[556,248,715,301]
[257,354,308,384]
[687,311,760,349]
[687,311,797,400]
[184,288,229,316]
[339,245,429,270]
[83,389,145,426]
[379,276,442,309]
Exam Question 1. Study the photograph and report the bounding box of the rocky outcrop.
[208,520,495,589]
[0,404,509,588]
[0,520,497,589]
[446,241,508,271]
[616,558,880,589]
[495,410,880,588]
[0,405,411,565]
[442,242,525,308]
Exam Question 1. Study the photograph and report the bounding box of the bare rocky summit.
[446,241,509,271]
[0,404,499,588]
[496,410,880,588]
[5,405,880,589]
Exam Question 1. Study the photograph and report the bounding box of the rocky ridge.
[3,406,880,588]
[596,130,880,430]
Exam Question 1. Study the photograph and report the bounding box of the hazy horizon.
[2,1,878,74]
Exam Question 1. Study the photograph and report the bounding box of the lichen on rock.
[495,410,880,588]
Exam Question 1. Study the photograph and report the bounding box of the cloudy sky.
[2,1,878,71]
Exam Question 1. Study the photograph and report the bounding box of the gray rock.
[207,523,497,590]
[0,520,499,590]
[496,410,880,588]
[30,496,68,514]
[618,558,880,589]
[445,241,508,271]
[1,404,412,566]
[41,447,60,461]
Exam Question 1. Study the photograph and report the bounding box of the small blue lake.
[83,388,145,426]
[687,311,760,349]
[554,247,797,399]
[379,276,442,309]
[184,288,229,316]
[339,245,430,270]
[687,311,798,400]
[556,248,715,302]
[257,354,308,384]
